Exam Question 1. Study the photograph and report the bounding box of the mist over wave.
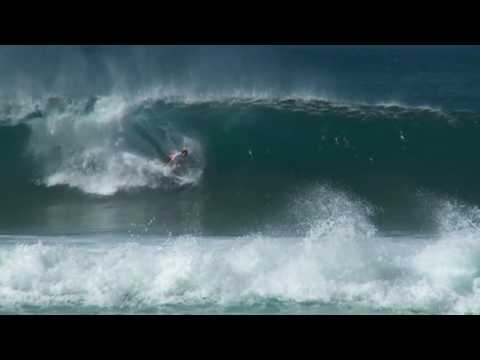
[2,45,480,109]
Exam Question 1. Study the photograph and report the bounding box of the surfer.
[167,148,189,168]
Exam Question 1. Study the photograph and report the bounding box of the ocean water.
[1,45,480,314]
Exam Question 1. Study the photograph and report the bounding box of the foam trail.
[44,149,173,196]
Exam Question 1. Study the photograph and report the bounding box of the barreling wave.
[2,92,480,234]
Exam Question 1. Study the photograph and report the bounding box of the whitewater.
[2,191,480,314]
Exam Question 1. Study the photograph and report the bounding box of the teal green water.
[2,98,480,235]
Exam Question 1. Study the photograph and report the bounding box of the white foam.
[1,188,479,314]
[0,233,446,313]
[44,149,181,196]
[0,229,479,313]
[24,94,204,195]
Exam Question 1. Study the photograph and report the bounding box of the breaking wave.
[2,187,480,314]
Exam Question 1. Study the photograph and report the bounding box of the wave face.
[1,94,480,235]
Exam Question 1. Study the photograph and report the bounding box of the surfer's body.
[167,149,189,169]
